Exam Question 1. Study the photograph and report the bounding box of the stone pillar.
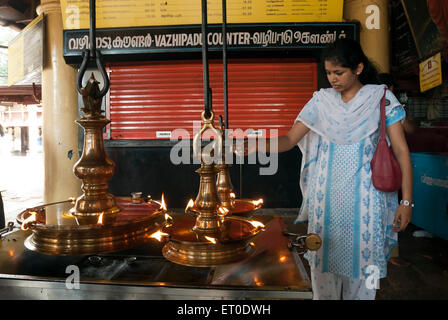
[37,0,81,205]
[344,0,390,73]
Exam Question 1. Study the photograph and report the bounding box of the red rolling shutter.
[106,58,317,140]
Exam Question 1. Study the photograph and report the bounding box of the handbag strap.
[379,87,387,141]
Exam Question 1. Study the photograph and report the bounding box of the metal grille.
[107,58,317,140]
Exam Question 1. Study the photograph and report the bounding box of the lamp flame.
[230,192,236,199]
[97,213,104,225]
[148,230,169,242]
[21,211,37,230]
[165,213,173,222]
[254,275,264,287]
[252,198,264,206]
[218,206,229,215]
[185,199,195,213]
[279,255,287,263]
[160,193,167,210]
[204,236,217,244]
[248,220,265,229]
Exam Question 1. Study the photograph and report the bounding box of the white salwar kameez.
[294,85,406,300]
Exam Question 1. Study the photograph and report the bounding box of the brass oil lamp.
[16,0,165,256]
[212,0,263,217]
[215,120,236,211]
[192,111,223,233]
[71,74,120,225]
[214,123,263,216]
[17,72,166,255]
[215,163,235,210]
[159,111,265,267]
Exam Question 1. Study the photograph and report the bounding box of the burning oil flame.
[218,206,229,215]
[185,199,195,213]
[21,211,37,230]
[160,193,167,210]
[248,220,265,229]
[148,230,169,242]
[254,275,264,287]
[8,250,14,257]
[204,236,217,244]
[279,255,287,263]
[230,192,236,199]
[252,198,264,206]
[249,242,256,247]
[63,212,74,218]
[165,213,173,222]
[97,213,104,225]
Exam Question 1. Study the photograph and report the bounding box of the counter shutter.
[106,58,317,140]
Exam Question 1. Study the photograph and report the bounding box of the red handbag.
[370,88,402,192]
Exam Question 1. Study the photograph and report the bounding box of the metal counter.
[0,213,312,300]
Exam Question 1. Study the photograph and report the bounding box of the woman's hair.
[321,38,379,85]
[378,73,395,88]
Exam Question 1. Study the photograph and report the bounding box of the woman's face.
[324,60,363,93]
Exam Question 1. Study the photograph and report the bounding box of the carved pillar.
[344,0,390,73]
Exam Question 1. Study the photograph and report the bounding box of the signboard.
[63,22,358,63]
[401,0,445,60]
[60,0,344,30]
[8,15,44,86]
[419,52,442,92]
[390,0,419,77]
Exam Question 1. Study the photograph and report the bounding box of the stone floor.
[0,152,44,224]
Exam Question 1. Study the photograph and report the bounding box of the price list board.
[8,15,44,86]
[61,0,343,30]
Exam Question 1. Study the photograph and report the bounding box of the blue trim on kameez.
[322,142,334,273]
[352,140,365,278]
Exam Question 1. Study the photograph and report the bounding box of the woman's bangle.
[400,200,414,208]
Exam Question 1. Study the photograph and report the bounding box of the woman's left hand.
[392,205,413,232]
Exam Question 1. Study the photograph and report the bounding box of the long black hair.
[321,38,379,85]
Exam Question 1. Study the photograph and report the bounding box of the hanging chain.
[76,0,110,99]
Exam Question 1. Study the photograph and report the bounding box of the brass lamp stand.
[71,74,120,225]
[17,0,165,256]
[161,111,264,267]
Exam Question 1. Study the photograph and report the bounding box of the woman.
[241,38,413,300]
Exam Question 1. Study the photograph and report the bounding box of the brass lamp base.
[70,205,121,226]
[161,215,262,267]
[223,199,263,216]
[187,198,263,217]
[18,198,165,256]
